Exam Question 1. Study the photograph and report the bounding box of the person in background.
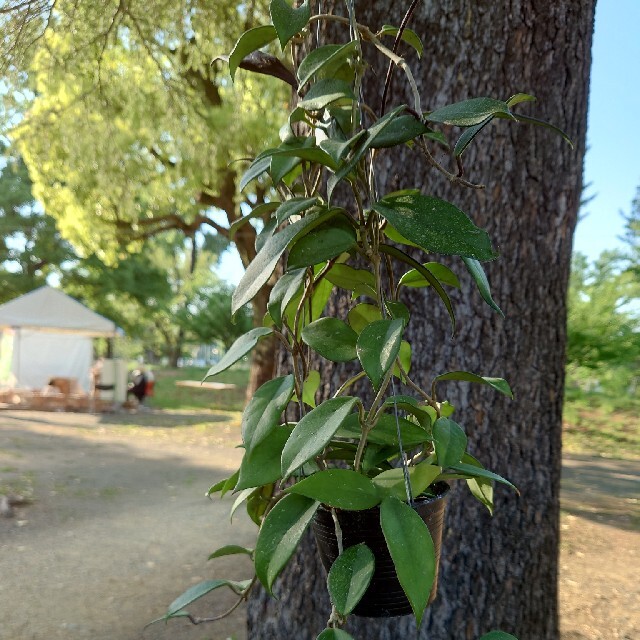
[127,368,148,404]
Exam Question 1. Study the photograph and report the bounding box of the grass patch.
[148,365,249,412]
[563,389,640,459]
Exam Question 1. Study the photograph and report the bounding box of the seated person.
[127,369,148,404]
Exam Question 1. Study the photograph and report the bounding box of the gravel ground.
[0,409,637,640]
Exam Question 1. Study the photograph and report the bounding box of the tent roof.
[0,286,118,337]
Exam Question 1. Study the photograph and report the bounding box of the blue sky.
[218,0,639,284]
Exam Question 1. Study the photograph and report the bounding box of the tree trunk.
[247,1,594,638]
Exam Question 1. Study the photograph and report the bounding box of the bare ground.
[0,409,637,640]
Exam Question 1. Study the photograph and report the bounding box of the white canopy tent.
[0,286,119,392]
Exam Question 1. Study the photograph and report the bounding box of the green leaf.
[369,114,433,148]
[302,370,320,408]
[299,79,356,111]
[229,201,280,240]
[461,257,504,316]
[255,493,319,594]
[379,244,456,334]
[426,97,513,127]
[240,155,271,191]
[373,192,497,260]
[328,543,375,615]
[463,454,494,515]
[242,375,295,448]
[378,25,423,58]
[281,397,358,478]
[506,93,536,107]
[229,26,278,81]
[448,462,518,493]
[508,112,573,147]
[399,261,461,289]
[347,303,382,333]
[381,395,431,428]
[453,116,493,157]
[207,545,253,560]
[326,264,376,291]
[268,268,306,327]
[206,470,238,498]
[338,413,430,448]
[236,426,292,490]
[167,579,252,616]
[297,42,359,87]
[275,197,318,225]
[287,216,357,268]
[380,497,435,625]
[357,318,404,389]
[288,469,380,510]
[327,105,405,203]
[246,484,273,526]
[301,317,358,362]
[479,632,519,640]
[270,0,311,48]
[230,487,255,521]
[385,301,410,327]
[232,209,331,313]
[433,417,467,467]
[433,371,513,398]
[205,327,273,378]
[373,462,441,501]
[317,629,356,640]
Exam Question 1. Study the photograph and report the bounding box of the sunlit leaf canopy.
[5,0,286,262]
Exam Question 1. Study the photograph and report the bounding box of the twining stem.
[332,371,366,397]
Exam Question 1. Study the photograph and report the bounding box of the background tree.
[247,2,595,640]
[0,145,74,302]
[2,0,286,392]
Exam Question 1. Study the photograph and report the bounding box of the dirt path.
[0,410,638,640]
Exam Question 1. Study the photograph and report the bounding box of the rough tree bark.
[247,1,594,638]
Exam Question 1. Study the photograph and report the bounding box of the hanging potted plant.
[155,1,569,637]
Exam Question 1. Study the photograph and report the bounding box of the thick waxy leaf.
[255,494,319,593]
[373,462,441,501]
[236,426,292,490]
[167,579,252,616]
[454,116,493,157]
[399,261,461,289]
[385,301,410,327]
[319,129,367,165]
[433,417,467,468]
[301,317,358,362]
[378,24,423,57]
[299,79,356,111]
[357,318,404,389]
[270,0,311,48]
[302,370,320,408]
[326,264,376,291]
[236,50,298,87]
[229,201,280,240]
[246,484,273,526]
[425,97,512,127]
[206,469,238,498]
[370,114,432,148]
[462,257,504,316]
[380,244,456,333]
[449,462,518,492]
[268,268,306,327]
[281,397,358,478]
[479,632,518,640]
[229,25,278,81]
[347,303,382,333]
[242,375,295,448]
[338,413,430,448]
[433,371,513,398]
[207,545,253,560]
[288,469,380,510]
[317,629,356,640]
[380,497,435,625]
[298,41,359,87]
[381,395,431,428]
[240,155,271,191]
[507,93,536,107]
[287,217,357,268]
[463,453,494,515]
[373,192,497,260]
[205,327,272,378]
[233,209,331,313]
[275,197,318,224]
[508,112,573,147]
[328,543,375,615]
[327,105,405,203]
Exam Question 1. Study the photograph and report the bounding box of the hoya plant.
[157,1,568,638]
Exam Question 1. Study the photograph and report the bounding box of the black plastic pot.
[312,481,450,618]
